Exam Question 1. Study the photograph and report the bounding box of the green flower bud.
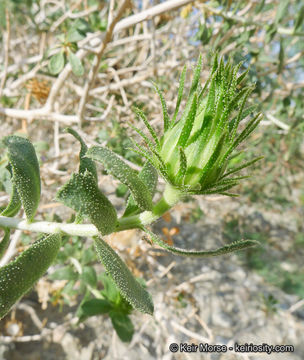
[130,54,262,197]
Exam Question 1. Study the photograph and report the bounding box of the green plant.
[0,55,262,324]
[78,272,135,342]
[260,293,279,316]
[48,19,92,76]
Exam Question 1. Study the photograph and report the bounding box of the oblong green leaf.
[0,166,21,217]
[56,172,117,235]
[67,28,85,42]
[65,128,97,182]
[100,272,121,303]
[0,228,10,259]
[86,146,153,211]
[143,228,260,257]
[81,266,97,288]
[81,298,112,317]
[0,233,61,319]
[110,311,134,342]
[123,161,158,217]
[68,51,84,76]
[3,136,41,222]
[94,236,154,315]
[49,51,65,75]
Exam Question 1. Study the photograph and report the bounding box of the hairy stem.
[117,183,183,231]
[0,184,183,237]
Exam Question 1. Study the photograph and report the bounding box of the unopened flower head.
[130,54,262,197]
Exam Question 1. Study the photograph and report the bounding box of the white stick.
[113,0,195,33]
[0,215,99,237]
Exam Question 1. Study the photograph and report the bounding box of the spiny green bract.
[0,233,61,319]
[130,54,263,197]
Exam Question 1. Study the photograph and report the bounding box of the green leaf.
[65,128,97,182]
[0,233,61,320]
[49,51,65,75]
[178,56,202,126]
[172,65,186,124]
[265,23,277,43]
[275,0,289,23]
[151,82,170,132]
[199,133,227,186]
[128,141,170,184]
[66,19,92,43]
[143,228,260,257]
[176,147,187,183]
[81,266,97,288]
[132,107,160,149]
[49,265,78,281]
[177,92,197,148]
[123,161,158,217]
[220,156,263,179]
[115,184,129,198]
[230,113,262,151]
[68,51,84,76]
[94,236,154,315]
[294,5,304,31]
[56,171,117,235]
[0,228,10,259]
[67,28,86,42]
[67,18,92,42]
[100,272,121,303]
[205,71,217,118]
[3,136,41,222]
[202,176,250,192]
[189,54,202,96]
[278,38,284,74]
[127,121,156,153]
[255,0,265,14]
[230,88,253,139]
[109,311,134,342]
[0,169,21,217]
[236,68,249,86]
[81,298,112,317]
[74,18,91,32]
[86,146,153,211]
[229,105,257,132]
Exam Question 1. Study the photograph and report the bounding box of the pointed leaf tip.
[144,228,260,257]
[65,127,98,182]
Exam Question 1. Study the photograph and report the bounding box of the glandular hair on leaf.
[0,233,61,319]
